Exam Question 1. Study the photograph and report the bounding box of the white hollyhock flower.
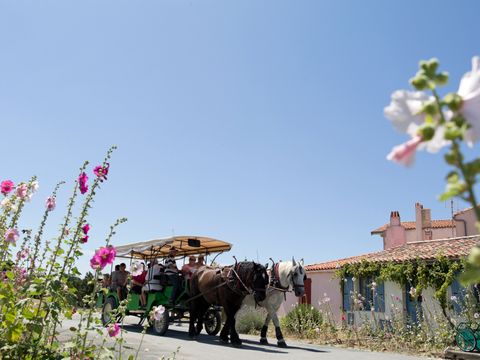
[152,305,166,321]
[458,56,480,146]
[384,90,432,133]
[130,262,143,276]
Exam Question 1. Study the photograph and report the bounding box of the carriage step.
[445,347,480,359]
[129,310,146,314]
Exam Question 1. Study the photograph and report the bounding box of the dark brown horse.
[188,261,269,346]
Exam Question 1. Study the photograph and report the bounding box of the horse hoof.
[260,338,268,345]
[277,340,287,348]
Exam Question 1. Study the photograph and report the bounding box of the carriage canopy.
[115,235,232,259]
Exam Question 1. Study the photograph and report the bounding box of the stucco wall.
[279,270,342,324]
[455,209,479,236]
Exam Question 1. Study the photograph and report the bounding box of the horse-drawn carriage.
[99,235,232,336]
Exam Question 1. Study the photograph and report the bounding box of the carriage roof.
[115,235,232,259]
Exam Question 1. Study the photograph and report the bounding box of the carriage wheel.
[102,297,117,326]
[456,323,476,352]
[151,308,169,336]
[204,308,222,336]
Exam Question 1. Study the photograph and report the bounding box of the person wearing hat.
[164,246,180,306]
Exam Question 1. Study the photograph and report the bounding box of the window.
[359,276,385,312]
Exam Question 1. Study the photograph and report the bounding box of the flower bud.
[410,75,429,90]
[435,72,449,86]
[443,93,463,111]
[418,124,435,141]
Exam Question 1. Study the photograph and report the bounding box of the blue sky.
[0,1,478,274]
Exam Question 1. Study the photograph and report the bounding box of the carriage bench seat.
[153,273,177,286]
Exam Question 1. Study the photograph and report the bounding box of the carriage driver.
[164,246,181,306]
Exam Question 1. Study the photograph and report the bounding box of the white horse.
[242,258,306,347]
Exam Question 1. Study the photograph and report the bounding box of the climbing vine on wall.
[335,256,465,310]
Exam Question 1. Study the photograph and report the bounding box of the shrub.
[236,306,267,334]
[282,304,323,338]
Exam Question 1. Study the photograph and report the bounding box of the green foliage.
[235,306,267,334]
[282,304,323,338]
[336,256,465,311]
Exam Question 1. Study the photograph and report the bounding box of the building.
[279,203,480,325]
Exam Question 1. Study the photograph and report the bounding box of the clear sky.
[0,1,479,275]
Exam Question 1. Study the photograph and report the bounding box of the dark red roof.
[305,235,480,272]
[371,220,455,234]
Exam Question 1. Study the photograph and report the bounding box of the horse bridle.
[287,265,307,293]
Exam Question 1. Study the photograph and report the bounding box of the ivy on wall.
[335,255,465,310]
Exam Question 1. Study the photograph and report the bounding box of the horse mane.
[276,261,293,289]
[236,261,256,283]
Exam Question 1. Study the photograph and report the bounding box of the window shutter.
[343,277,353,311]
[374,281,385,312]
[451,277,465,314]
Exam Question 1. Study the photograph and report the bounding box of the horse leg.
[260,313,271,345]
[219,312,230,344]
[229,310,242,347]
[188,302,198,339]
[195,298,209,335]
[272,313,287,347]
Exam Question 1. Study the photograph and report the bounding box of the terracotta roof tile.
[371,219,455,234]
[305,235,480,272]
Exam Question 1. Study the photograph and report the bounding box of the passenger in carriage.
[195,255,205,269]
[131,263,147,295]
[182,256,197,280]
[164,247,181,306]
[140,261,162,307]
[114,263,129,301]
[102,273,111,288]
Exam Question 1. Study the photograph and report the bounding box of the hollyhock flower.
[93,163,109,181]
[90,256,102,270]
[17,247,29,259]
[387,135,423,167]
[107,323,120,337]
[80,236,89,244]
[5,228,19,244]
[82,223,90,235]
[152,305,166,321]
[130,262,143,277]
[475,313,480,319]
[15,184,28,199]
[1,198,17,212]
[90,246,116,270]
[1,180,14,196]
[31,180,39,193]
[384,90,431,134]
[45,197,56,211]
[458,56,480,146]
[78,172,89,194]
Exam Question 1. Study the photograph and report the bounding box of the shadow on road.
[121,323,328,354]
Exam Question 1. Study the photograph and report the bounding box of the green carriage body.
[99,235,230,336]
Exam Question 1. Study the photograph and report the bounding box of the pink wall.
[278,270,342,324]
[454,208,478,236]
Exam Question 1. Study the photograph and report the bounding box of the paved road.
[61,316,436,360]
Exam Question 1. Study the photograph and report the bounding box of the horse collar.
[272,263,289,291]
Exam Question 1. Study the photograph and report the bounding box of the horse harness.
[268,262,305,300]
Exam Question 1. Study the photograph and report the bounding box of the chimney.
[384,210,406,249]
[422,208,432,240]
[415,202,423,241]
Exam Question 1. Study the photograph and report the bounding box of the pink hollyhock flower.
[15,184,28,199]
[387,135,423,167]
[90,255,102,270]
[5,228,19,244]
[1,180,14,196]
[90,246,116,270]
[82,223,90,235]
[78,172,89,194]
[130,262,144,277]
[107,323,120,337]
[17,247,29,259]
[80,235,89,244]
[93,163,110,181]
[31,180,39,193]
[45,197,56,211]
